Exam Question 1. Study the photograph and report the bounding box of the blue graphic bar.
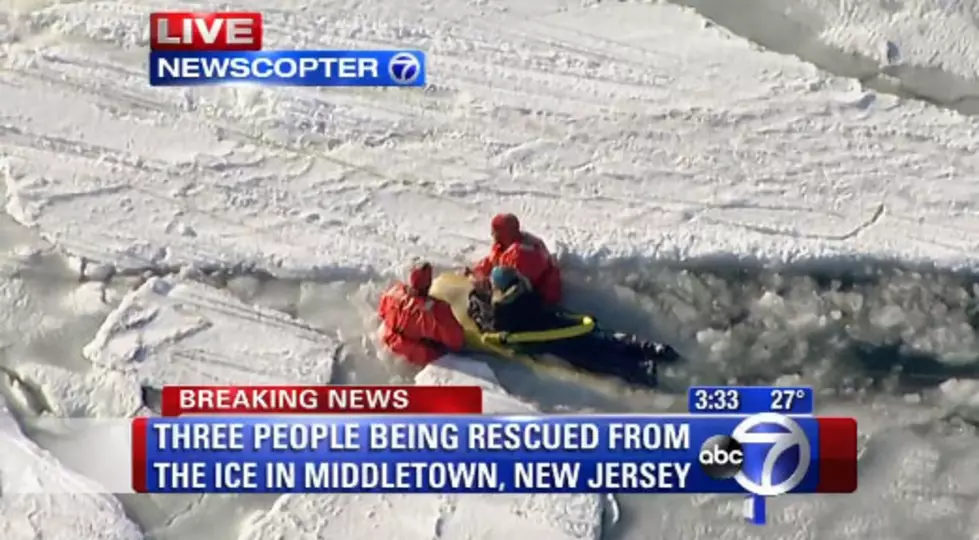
[133,415,823,494]
[688,386,814,415]
[149,50,426,87]
[745,495,767,525]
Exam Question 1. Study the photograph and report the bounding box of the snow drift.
[0,393,142,540]
[671,0,979,113]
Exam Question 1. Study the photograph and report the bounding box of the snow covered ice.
[241,357,603,540]
[4,0,979,276]
[2,0,979,538]
[0,393,142,540]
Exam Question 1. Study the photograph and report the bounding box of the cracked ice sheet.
[239,356,603,540]
[17,276,339,419]
[84,276,338,387]
[0,394,142,540]
[4,2,979,279]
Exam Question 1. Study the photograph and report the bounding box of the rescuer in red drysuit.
[377,262,465,366]
[467,213,563,305]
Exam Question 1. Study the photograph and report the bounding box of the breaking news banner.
[131,414,857,508]
[161,385,483,415]
[148,12,426,87]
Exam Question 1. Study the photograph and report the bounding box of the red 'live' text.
[149,12,263,51]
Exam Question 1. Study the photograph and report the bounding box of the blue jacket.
[468,276,565,333]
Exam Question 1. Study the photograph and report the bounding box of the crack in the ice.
[0,365,53,417]
[0,124,169,172]
[149,492,208,533]
[661,0,979,116]
[498,0,979,117]
[840,202,886,241]
[697,202,887,242]
[599,494,621,540]
[139,385,163,414]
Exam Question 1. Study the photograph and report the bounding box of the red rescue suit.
[471,232,562,305]
[377,282,465,366]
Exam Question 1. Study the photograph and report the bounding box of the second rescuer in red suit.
[469,213,563,305]
[377,262,465,366]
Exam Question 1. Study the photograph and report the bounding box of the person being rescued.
[467,266,676,387]
[377,261,466,366]
[467,213,563,305]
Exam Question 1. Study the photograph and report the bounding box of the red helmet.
[491,213,520,245]
[408,262,433,294]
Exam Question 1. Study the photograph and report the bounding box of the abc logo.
[699,413,811,497]
[698,435,744,479]
[388,52,422,85]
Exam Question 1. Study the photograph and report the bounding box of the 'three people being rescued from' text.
[153,420,690,452]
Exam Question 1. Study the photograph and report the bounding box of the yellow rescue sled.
[428,272,655,387]
[428,273,590,348]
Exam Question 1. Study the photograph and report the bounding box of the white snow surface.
[2,0,979,279]
[2,0,979,539]
[12,276,339,420]
[674,0,979,114]
[0,394,142,539]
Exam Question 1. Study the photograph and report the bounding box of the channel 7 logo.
[698,413,812,496]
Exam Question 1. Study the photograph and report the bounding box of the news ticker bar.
[148,50,426,87]
[688,386,815,415]
[132,415,857,494]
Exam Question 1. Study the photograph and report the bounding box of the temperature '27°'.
[769,388,807,412]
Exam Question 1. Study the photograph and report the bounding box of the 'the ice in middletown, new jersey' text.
[150,459,691,491]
